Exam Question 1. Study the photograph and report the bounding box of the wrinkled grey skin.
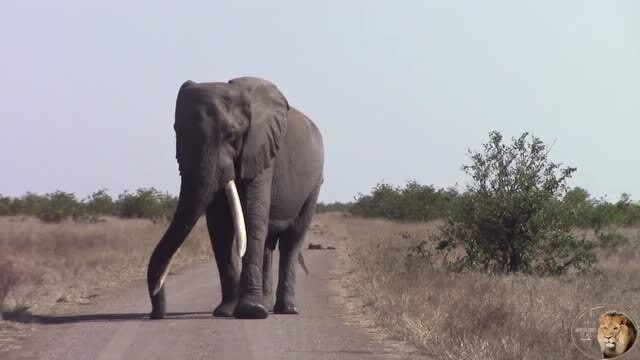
[146,77,324,320]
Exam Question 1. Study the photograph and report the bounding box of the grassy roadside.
[0,216,211,351]
[318,213,640,360]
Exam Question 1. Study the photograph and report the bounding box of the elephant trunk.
[147,177,215,298]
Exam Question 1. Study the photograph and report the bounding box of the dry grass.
[0,216,211,319]
[318,213,640,360]
[0,261,18,319]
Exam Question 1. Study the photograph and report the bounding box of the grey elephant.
[146,77,324,320]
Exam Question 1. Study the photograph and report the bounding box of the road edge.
[321,232,426,358]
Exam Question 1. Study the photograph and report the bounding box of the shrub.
[432,131,598,275]
[400,182,457,221]
[563,187,595,228]
[352,181,456,221]
[117,188,177,220]
[0,188,180,221]
[352,182,404,219]
[0,195,11,216]
[85,188,116,216]
[597,231,629,249]
[11,192,47,216]
[37,191,84,223]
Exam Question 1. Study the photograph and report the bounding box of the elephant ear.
[229,77,289,179]
[175,80,196,175]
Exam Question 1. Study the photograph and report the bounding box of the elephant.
[146,76,324,320]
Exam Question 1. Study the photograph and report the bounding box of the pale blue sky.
[1,1,638,202]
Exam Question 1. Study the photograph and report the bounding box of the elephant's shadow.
[2,311,219,325]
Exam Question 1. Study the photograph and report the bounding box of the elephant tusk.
[225,180,247,257]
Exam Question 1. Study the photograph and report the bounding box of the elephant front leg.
[233,177,271,319]
[206,197,241,318]
[234,224,269,319]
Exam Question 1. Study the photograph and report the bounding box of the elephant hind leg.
[274,187,321,315]
[262,233,279,311]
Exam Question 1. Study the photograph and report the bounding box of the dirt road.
[2,234,421,360]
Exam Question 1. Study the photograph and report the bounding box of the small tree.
[13,192,47,215]
[351,181,457,221]
[351,183,404,219]
[85,188,116,215]
[563,187,595,228]
[0,195,11,215]
[117,188,177,219]
[433,131,597,275]
[37,191,84,223]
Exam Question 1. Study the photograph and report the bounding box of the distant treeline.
[0,188,177,223]
[315,201,354,213]
[317,182,640,229]
[3,184,640,228]
[315,181,455,221]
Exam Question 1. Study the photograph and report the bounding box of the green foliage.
[0,195,11,216]
[36,191,85,223]
[597,231,629,249]
[117,188,177,220]
[85,188,116,216]
[0,188,178,222]
[432,131,597,275]
[564,190,640,229]
[12,192,47,216]
[0,190,77,222]
[352,181,456,221]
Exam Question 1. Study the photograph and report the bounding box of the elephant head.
[147,77,289,299]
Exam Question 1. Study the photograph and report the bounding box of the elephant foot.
[274,301,299,315]
[149,310,166,320]
[212,301,237,318]
[149,288,166,320]
[233,302,269,319]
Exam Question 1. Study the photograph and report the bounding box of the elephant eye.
[223,131,235,142]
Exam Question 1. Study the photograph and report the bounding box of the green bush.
[597,231,628,249]
[431,131,598,275]
[563,190,640,229]
[563,187,594,227]
[352,181,456,221]
[0,195,11,216]
[11,192,47,216]
[0,188,179,221]
[352,182,403,219]
[117,188,177,220]
[85,188,116,216]
[37,191,84,223]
